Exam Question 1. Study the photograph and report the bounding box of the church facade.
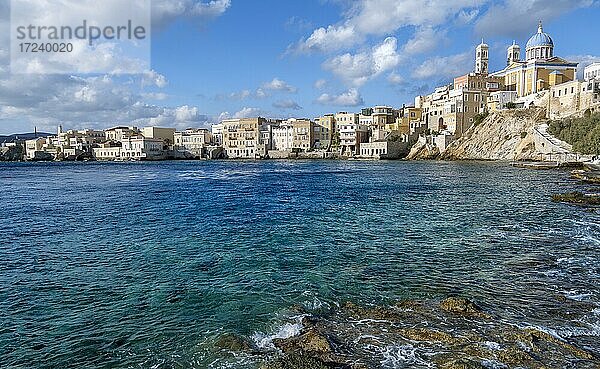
[490,22,578,97]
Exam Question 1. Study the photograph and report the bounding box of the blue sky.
[1,0,600,134]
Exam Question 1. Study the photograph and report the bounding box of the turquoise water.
[0,161,599,368]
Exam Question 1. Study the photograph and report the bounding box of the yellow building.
[491,22,578,97]
[314,114,335,149]
[386,106,422,135]
[221,117,267,159]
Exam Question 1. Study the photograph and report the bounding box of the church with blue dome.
[489,21,578,97]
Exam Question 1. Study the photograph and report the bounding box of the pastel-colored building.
[490,22,578,97]
[221,117,267,159]
[120,136,166,160]
[141,127,176,145]
[174,128,212,158]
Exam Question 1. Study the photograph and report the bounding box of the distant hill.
[0,132,53,143]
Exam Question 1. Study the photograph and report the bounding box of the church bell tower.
[475,39,489,75]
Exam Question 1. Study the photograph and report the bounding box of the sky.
[1,0,600,134]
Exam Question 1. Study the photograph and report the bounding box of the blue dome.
[526,22,554,49]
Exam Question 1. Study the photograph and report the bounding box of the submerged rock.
[572,169,600,184]
[259,352,332,369]
[552,192,600,205]
[438,357,486,369]
[214,332,256,353]
[440,297,489,318]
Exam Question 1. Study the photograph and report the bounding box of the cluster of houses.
[17,22,600,162]
[24,126,220,161]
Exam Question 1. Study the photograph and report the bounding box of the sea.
[0,160,598,368]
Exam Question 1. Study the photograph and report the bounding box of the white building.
[488,91,519,111]
[120,136,166,160]
[211,123,224,146]
[584,62,600,81]
[174,129,212,157]
[272,120,294,151]
[105,126,139,142]
[359,141,406,159]
[141,127,176,145]
[335,112,368,156]
[93,142,122,160]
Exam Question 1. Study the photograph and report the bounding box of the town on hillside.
[5,22,600,162]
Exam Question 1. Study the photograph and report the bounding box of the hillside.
[440,109,547,161]
[548,113,600,155]
[0,132,53,143]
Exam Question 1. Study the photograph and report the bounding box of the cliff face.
[440,109,547,161]
[406,140,440,160]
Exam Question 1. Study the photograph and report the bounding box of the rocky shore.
[215,297,599,368]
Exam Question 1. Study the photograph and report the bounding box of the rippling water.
[0,160,598,368]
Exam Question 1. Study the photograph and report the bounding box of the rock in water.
[214,333,256,353]
[440,297,488,318]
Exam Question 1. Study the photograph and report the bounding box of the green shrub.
[506,102,517,109]
[548,113,600,155]
[473,111,489,126]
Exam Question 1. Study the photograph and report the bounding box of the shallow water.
[0,160,598,368]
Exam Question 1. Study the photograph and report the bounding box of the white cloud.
[314,79,327,89]
[152,0,231,27]
[293,24,359,54]
[262,78,298,93]
[413,52,472,80]
[142,92,169,101]
[218,78,298,101]
[233,107,264,118]
[137,105,209,130]
[142,70,169,88]
[475,0,596,39]
[316,88,364,107]
[323,37,401,86]
[292,0,486,53]
[387,72,404,85]
[273,99,302,110]
[403,26,444,55]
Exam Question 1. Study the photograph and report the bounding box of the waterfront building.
[221,117,267,159]
[292,119,315,152]
[174,128,212,158]
[272,120,294,152]
[211,123,224,146]
[490,22,578,97]
[105,126,140,142]
[314,114,335,150]
[335,112,368,156]
[24,138,46,160]
[120,136,166,160]
[92,142,122,160]
[141,127,176,145]
[358,141,407,160]
[271,118,315,152]
[371,106,396,141]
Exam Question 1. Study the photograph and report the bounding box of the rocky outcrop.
[252,297,599,369]
[406,139,440,160]
[0,145,24,161]
[552,192,600,205]
[440,109,547,161]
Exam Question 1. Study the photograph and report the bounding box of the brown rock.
[439,357,486,369]
[440,297,489,318]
